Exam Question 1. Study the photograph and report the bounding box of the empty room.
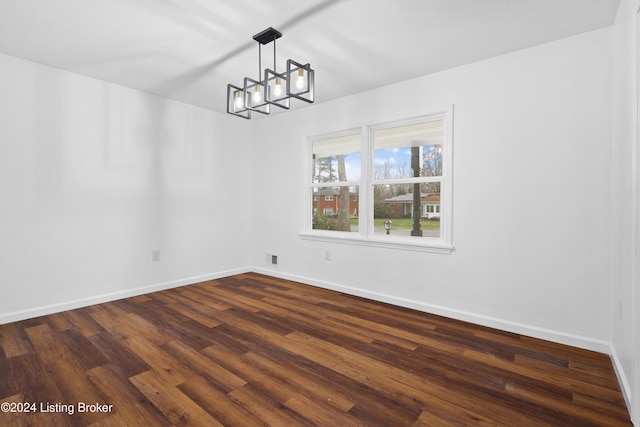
[0,0,639,425]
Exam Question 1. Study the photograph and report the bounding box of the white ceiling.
[0,0,620,115]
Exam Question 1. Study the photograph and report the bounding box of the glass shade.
[286,59,314,103]
[243,77,270,115]
[226,84,250,119]
[264,68,290,109]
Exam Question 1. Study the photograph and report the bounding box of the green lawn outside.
[349,218,440,230]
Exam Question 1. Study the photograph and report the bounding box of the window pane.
[312,134,361,183]
[373,184,440,238]
[312,186,359,232]
[373,121,443,178]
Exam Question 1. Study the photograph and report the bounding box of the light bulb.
[234,92,244,110]
[295,68,306,90]
[252,85,262,103]
[273,76,283,97]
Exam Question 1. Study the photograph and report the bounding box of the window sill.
[299,231,454,254]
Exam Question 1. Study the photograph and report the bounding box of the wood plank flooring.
[0,272,632,426]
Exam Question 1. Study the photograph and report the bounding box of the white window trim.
[301,106,454,254]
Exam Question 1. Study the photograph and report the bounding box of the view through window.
[305,109,452,251]
[311,132,361,232]
[372,120,444,238]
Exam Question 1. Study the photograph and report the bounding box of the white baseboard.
[251,267,611,354]
[0,267,251,325]
[609,344,634,422]
[0,265,613,355]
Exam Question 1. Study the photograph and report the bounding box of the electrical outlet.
[325,250,331,261]
[152,250,160,262]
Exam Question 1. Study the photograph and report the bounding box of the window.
[309,131,361,233]
[302,107,453,254]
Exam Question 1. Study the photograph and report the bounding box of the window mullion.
[360,125,372,238]
[372,177,443,186]
[310,181,360,188]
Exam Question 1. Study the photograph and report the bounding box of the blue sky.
[317,145,436,182]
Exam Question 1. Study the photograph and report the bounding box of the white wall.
[611,0,640,422]
[0,53,252,323]
[250,28,613,352]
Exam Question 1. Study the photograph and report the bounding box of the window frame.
[301,106,453,254]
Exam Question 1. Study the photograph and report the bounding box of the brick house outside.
[383,193,440,219]
[313,188,359,217]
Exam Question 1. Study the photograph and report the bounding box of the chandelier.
[227,27,315,119]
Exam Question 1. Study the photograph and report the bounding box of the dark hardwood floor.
[0,273,632,426]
